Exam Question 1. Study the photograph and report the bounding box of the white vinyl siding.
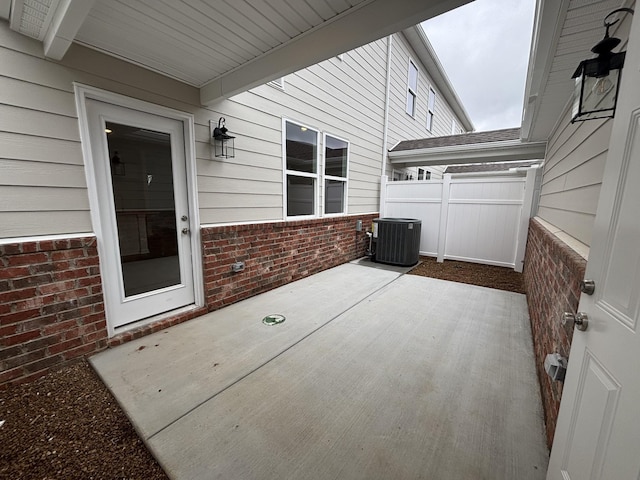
[536,106,613,246]
[0,23,385,238]
[385,32,468,178]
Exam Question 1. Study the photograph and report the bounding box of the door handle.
[181,227,190,235]
[562,312,589,331]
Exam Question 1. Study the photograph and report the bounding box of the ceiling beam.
[200,0,471,105]
[43,0,96,60]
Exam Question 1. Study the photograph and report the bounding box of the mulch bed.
[408,256,525,294]
[0,256,524,479]
[0,361,168,480]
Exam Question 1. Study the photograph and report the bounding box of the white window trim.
[406,59,418,117]
[282,118,320,220]
[322,132,350,217]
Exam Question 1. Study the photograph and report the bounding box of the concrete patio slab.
[90,261,405,439]
[91,262,548,479]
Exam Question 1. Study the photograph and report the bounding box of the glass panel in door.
[105,121,181,297]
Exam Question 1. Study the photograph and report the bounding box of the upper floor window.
[284,120,319,217]
[323,134,349,215]
[426,87,436,130]
[406,60,418,116]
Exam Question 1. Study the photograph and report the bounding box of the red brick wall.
[202,214,377,310]
[523,218,587,447]
[0,237,107,387]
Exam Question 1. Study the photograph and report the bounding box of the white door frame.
[74,84,204,337]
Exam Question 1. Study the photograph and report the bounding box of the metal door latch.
[563,312,589,331]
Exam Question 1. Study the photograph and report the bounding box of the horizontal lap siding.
[536,105,613,246]
[1,24,387,239]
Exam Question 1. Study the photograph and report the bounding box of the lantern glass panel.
[573,69,620,122]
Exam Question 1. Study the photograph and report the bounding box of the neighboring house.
[0,2,471,386]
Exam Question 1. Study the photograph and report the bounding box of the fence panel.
[380,170,537,271]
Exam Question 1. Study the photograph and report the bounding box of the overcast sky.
[422,0,536,132]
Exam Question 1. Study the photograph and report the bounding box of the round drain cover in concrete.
[262,314,285,326]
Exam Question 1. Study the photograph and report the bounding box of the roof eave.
[521,0,570,142]
[388,139,547,166]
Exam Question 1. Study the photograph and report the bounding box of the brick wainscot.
[202,214,377,310]
[1,214,377,386]
[0,237,106,386]
[523,218,587,447]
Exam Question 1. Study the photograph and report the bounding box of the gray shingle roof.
[444,160,539,174]
[391,127,521,152]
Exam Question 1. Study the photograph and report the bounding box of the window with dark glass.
[285,121,318,217]
[406,61,418,116]
[324,134,348,214]
[426,87,436,131]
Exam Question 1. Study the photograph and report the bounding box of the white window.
[417,168,431,181]
[426,87,436,131]
[406,60,418,116]
[323,134,349,215]
[284,120,319,217]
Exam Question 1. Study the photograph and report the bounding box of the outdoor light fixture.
[571,8,634,123]
[212,117,235,158]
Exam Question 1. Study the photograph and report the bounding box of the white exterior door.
[547,13,640,480]
[85,99,196,330]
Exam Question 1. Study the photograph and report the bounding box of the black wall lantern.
[571,8,634,123]
[212,117,235,158]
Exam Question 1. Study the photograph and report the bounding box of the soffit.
[8,0,471,105]
[522,0,629,142]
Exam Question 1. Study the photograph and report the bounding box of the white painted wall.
[0,20,472,240]
[0,23,387,238]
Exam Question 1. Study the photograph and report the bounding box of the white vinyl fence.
[379,168,539,272]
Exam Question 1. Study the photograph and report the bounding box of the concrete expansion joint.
[147,273,404,440]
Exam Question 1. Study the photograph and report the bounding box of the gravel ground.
[0,257,523,479]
